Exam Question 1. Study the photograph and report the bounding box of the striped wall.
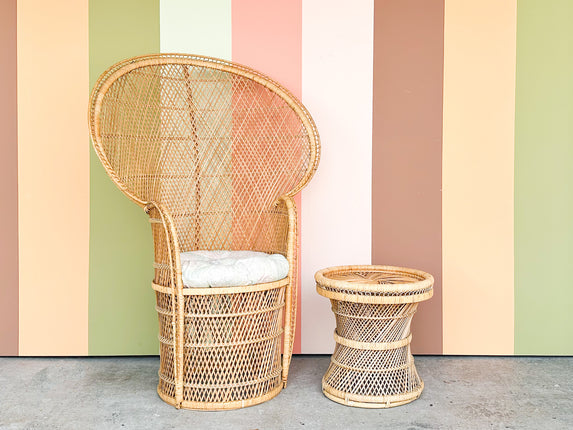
[1,0,573,356]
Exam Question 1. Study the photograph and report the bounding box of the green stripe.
[89,0,159,355]
[515,0,573,354]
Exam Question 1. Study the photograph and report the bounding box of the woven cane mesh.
[317,266,433,298]
[90,55,318,253]
[89,54,319,410]
[333,302,417,343]
[156,287,284,406]
[323,300,422,404]
[316,266,433,408]
[325,344,422,400]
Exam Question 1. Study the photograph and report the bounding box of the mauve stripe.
[372,0,444,353]
[232,0,303,354]
[0,0,19,356]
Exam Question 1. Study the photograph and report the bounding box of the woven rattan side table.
[315,265,434,408]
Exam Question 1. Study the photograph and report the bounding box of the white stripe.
[160,0,231,59]
[301,0,374,353]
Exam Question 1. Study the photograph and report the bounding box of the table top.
[315,265,434,304]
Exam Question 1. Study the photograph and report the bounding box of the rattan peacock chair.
[88,54,320,410]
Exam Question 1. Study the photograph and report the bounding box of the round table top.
[315,265,434,304]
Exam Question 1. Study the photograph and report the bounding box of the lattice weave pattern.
[155,285,285,408]
[89,54,320,410]
[316,265,433,408]
[91,56,317,250]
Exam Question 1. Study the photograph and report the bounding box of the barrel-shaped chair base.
[158,384,283,411]
[154,279,287,410]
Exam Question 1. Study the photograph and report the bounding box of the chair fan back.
[89,54,319,252]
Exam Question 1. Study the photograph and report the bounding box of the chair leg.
[282,277,297,387]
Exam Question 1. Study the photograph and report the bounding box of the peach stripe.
[232,0,303,353]
[442,0,516,354]
[18,0,89,355]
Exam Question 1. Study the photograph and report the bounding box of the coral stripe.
[0,0,19,356]
[371,0,444,354]
[442,0,516,354]
[17,0,89,355]
[232,0,303,354]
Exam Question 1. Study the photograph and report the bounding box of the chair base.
[157,384,283,411]
[154,279,288,410]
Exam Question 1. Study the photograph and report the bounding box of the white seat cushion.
[180,250,289,288]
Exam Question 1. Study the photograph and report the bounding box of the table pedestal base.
[321,300,424,408]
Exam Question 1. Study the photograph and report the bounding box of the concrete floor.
[0,356,571,430]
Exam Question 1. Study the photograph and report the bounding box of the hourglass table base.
[315,265,434,408]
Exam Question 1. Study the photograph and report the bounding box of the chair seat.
[180,250,289,288]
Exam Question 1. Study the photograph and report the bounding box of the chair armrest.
[277,196,297,386]
[144,202,183,291]
[144,201,185,406]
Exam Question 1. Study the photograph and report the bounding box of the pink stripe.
[0,0,19,356]
[232,0,302,353]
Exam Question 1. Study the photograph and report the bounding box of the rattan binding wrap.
[88,54,320,410]
[316,265,433,408]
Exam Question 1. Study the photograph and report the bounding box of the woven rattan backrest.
[89,54,319,252]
